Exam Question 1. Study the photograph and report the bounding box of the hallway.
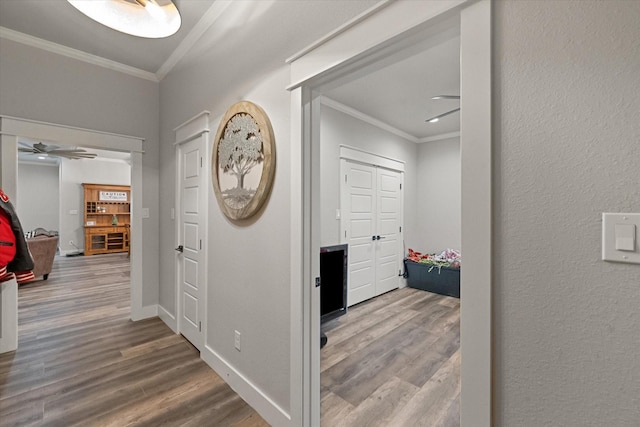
[0,253,268,426]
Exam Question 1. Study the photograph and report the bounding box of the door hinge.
[199,321,202,332]
[345,174,347,182]
[315,277,321,287]
[199,239,202,250]
[399,226,402,232]
[345,230,347,238]
[400,183,402,190]
[200,157,203,167]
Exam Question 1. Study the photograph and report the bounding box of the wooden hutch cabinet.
[83,183,130,256]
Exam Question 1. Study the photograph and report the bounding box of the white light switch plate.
[602,213,640,264]
[142,208,150,219]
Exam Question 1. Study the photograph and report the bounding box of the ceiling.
[0,0,459,142]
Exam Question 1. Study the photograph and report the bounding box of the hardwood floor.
[0,253,269,427]
[321,287,460,427]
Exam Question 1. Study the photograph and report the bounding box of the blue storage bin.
[404,259,460,298]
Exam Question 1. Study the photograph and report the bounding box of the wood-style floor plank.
[0,253,268,426]
[321,287,460,427]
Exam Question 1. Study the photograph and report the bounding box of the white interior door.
[177,137,205,350]
[375,167,402,295]
[342,159,403,306]
[342,161,376,306]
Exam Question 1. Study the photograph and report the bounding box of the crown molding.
[418,131,460,143]
[319,96,419,143]
[319,96,461,144]
[156,1,233,80]
[0,27,159,82]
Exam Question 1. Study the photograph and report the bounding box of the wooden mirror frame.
[211,101,276,220]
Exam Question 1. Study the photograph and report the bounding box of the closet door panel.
[343,161,376,306]
[375,167,402,296]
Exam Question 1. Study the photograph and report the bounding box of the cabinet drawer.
[89,227,118,234]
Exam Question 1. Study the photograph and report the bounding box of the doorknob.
[175,245,184,253]
[372,236,377,241]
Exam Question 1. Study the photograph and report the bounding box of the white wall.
[59,158,130,255]
[494,1,640,425]
[0,39,160,307]
[17,162,59,233]
[319,104,419,252]
[416,137,461,253]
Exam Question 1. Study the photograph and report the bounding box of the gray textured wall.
[494,1,640,425]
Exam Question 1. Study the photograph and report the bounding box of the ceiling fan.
[18,142,97,160]
[425,95,460,123]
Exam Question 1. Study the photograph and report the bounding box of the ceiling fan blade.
[425,107,460,123]
[18,147,36,153]
[432,95,460,100]
[57,152,98,159]
[33,142,50,152]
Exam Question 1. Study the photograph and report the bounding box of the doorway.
[287,1,491,426]
[17,142,132,257]
[0,116,145,353]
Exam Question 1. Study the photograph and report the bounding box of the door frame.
[173,111,210,346]
[0,115,145,353]
[287,1,491,426]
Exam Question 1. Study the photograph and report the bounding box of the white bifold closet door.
[341,159,403,307]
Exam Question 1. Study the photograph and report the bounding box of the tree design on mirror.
[212,101,276,220]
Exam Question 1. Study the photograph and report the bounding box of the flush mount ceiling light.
[67,0,181,38]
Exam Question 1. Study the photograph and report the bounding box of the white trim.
[59,249,82,257]
[460,1,491,426]
[418,131,461,143]
[0,27,159,82]
[0,278,18,354]
[286,0,394,64]
[158,304,178,333]
[289,87,307,427]
[288,1,490,425]
[173,130,210,146]
[173,110,212,133]
[0,117,147,350]
[0,115,144,153]
[288,0,468,90]
[17,160,59,167]
[136,304,159,320]
[157,1,233,79]
[339,145,405,172]
[320,96,419,143]
[201,344,291,427]
[129,151,145,321]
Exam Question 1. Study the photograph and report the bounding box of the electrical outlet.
[234,330,241,351]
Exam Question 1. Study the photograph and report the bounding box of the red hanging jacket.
[0,189,35,284]
[0,209,16,267]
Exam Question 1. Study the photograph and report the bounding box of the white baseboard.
[201,345,291,427]
[58,249,84,257]
[131,304,158,321]
[158,304,177,333]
